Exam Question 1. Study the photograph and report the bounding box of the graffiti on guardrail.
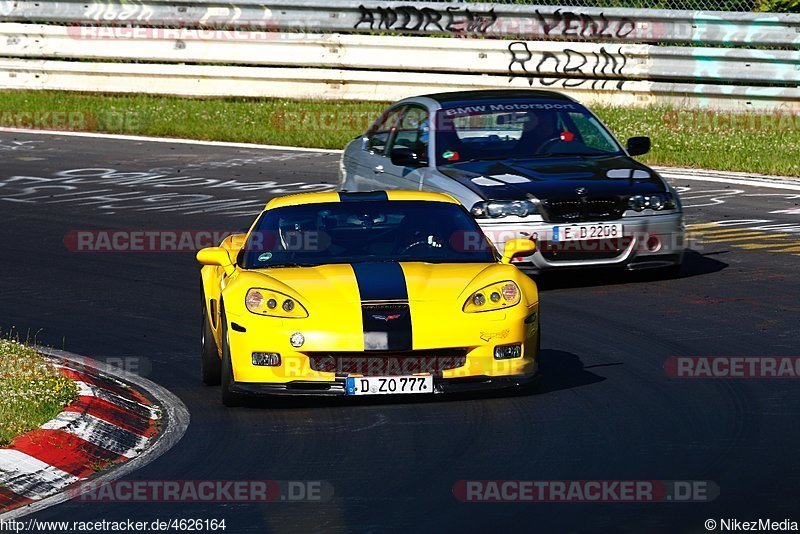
[507,41,629,90]
[200,6,242,24]
[533,9,636,40]
[84,0,154,22]
[354,5,497,34]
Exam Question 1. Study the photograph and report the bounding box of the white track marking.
[0,127,340,153]
[3,129,800,189]
[656,167,800,191]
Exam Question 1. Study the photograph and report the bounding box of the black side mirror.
[627,136,651,157]
[390,146,427,168]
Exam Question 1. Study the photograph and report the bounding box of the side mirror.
[221,232,247,252]
[501,238,536,264]
[627,136,651,157]
[197,247,235,276]
[390,146,427,167]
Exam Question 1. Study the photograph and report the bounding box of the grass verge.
[0,337,78,446]
[1,90,798,176]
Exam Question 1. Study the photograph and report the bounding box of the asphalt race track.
[2,131,799,532]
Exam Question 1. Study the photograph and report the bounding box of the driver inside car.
[518,111,562,154]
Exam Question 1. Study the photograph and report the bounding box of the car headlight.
[627,193,677,212]
[463,281,521,313]
[245,288,308,318]
[471,200,539,219]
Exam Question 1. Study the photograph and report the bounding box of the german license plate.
[346,375,433,395]
[553,223,623,242]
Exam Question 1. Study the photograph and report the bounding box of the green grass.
[1,90,798,176]
[594,105,800,177]
[0,337,78,446]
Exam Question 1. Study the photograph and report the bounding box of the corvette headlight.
[471,200,539,219]
[627,193,676,212]
[245,288,308,318]
[463,281,521,313]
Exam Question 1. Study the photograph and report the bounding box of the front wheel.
[220,306,243,407]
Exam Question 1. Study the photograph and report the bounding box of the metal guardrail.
[0,2,798,110]
[3,58,797,109]
[2,1,799,46]
[2,25,797,88]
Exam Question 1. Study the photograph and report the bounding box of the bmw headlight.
[463,281,521,313]
[627,193,676,213]
[471,200,539,219]
[245,288,308,318]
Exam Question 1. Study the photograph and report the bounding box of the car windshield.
[434,99,623,165]
[241,200,496,269]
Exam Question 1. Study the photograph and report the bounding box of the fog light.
[252,352,281,366]
[494,344,522,360]
[646,235,661,252]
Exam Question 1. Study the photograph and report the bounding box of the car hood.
[231,261,532,352]
[439,155,668,201]
[248,262,510,304]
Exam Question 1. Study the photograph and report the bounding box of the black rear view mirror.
[390,146,427,167]
[627,136,651,157]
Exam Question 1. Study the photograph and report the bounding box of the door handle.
[374,165,384,174]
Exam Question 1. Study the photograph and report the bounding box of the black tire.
[201,297,221,386]
[220,306,243,407]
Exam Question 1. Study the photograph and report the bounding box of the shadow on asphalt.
[533,248,728,291]
[536,349,607,395]
[231,349,602,410]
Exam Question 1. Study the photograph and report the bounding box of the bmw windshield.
[434,99,624,166]
[242,200,496,268]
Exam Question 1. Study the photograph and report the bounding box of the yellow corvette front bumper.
[224,304,540,396]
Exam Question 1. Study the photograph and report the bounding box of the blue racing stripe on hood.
[339,191,389,202]
[351,263,408,302]
[351,263,412,351]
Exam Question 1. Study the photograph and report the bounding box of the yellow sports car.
[197,190,540,406]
